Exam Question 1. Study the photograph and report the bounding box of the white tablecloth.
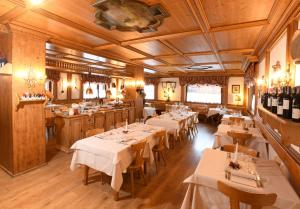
[181,149,299,209]
[213,124,268,159]
[221,114,254,126]
[143,107,156,118]
[146,111,197,132]
[70,123,165,192]
[207,108,229,117]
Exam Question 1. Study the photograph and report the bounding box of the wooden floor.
[0,123,217,209]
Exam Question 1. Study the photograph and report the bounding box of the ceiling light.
[31,0,43,5]
[144,68,156,74]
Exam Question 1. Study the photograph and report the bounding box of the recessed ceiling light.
[31,0,43,5]
[144,68,156,74]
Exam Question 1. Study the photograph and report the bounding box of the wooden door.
[70,118,83,145]
[105,111,115,131]
[94,113,105,129]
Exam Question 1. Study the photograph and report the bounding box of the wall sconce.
[17,65,46,89]
[256,75,266,97]
[71,78,78,90]
[271,61,290,87]
[162,81,176,101]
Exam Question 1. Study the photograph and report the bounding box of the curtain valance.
[179,76,228,87]
[81,74,111,84]
[145,77,160,85]
[46,69,60,81]
[244,63,256,86]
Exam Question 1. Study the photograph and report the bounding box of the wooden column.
[125,65,144,120]
[0,24,48,175]
[180,85,185,103]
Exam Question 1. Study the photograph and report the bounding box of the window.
[144,84,155,100]
[83,82,106,99]
[186,84,221,104]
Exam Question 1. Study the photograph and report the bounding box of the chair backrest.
[229,117,245,126]
[217,181,277,209]
[85,128,104,137]
[227,131,252,146]
[131,140,147,167]
[154,130,167,149]
[222,144,259,157]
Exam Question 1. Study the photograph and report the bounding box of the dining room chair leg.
[140,167,147,186]
[113,190,119,201]
[153,151,158,174]
[130,170,135,197]
[161,151,167,166]
[83,165,89,185]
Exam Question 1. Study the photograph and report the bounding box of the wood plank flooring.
[0,123,217,209]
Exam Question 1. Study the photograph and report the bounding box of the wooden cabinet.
[105,110,115,131]
[122,108,129,122]
[94,113,105,130]
[55,115,86,153]
[115,109,123,124]
[128,107,135,124]
[83,116,95,132]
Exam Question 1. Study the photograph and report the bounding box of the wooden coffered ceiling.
[1,0,300,77]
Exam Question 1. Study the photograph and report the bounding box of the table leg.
[113,190,119,201]
[83,165,89,185]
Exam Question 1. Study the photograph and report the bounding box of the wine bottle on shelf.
[263,88,269,109]
[292,87,300,123]
[267,88,273,111]
[283,86,292,119]
[277,87,283,117]
[271,87,278,113]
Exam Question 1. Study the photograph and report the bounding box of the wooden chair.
[192,113,199,134]
[187,116,195,139]
[128,140,147,197]
[221,144,259,158]
[229,117,245,126]
[227,131,253,146]
[167,129,177,149]
[217,181,277,209]
[152,130,167,174]
[85,128,104,137]
[178,119,187,142]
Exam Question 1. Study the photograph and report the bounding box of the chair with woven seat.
[187,116,195,139]
[128,140,147,198]
[192,113,199,134]
[227,131,253,146]
[85,128,104,137]
[221,144,259,158]
[167,129,178,149]
[217,181,277,209]
[152,130,167,174]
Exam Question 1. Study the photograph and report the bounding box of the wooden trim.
[210,20,269,33]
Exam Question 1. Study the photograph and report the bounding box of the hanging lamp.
[85,70,93,95]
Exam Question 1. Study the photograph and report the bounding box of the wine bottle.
[277,87,283,117]
[263,89,269,109]
[271,87,278,113]
[292,87,300,122]
[267,88,273,111]
[283,86,292,119]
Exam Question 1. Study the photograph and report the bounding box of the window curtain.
[179,76,228,87]
[46,69,60,81]
[81,74,111,84]
[145,77,160,85]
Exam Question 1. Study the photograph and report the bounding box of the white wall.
[158,77,181,101]
[227,77,244,105]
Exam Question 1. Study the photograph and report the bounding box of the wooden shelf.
[16,98,46,110]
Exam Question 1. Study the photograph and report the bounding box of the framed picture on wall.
[232,85,240,94]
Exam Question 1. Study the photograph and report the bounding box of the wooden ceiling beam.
[155,61,241,67]
[120,29,203,46]
[32,8,120,45]
[0,6,26,24]
[218,48,255,54]
[93,43,116,50]
[209,20,269,33]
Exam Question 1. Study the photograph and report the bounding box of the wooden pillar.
[154,84,158,100]
[0,24,48,175]
[125,65,144,120]
[180,85,185,103]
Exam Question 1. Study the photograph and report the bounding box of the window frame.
[185,84,223,104]
[83,82,106,100]
[144,84,155,100]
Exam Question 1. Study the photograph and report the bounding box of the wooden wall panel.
[0,75,13,172]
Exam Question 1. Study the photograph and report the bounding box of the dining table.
[143,106,156,118]
[180,149,299,209]
[221,114,254,126]
[213,124,268,159]
[207,107,230,117]
[70,122,165,198]
[146,111,197,133]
